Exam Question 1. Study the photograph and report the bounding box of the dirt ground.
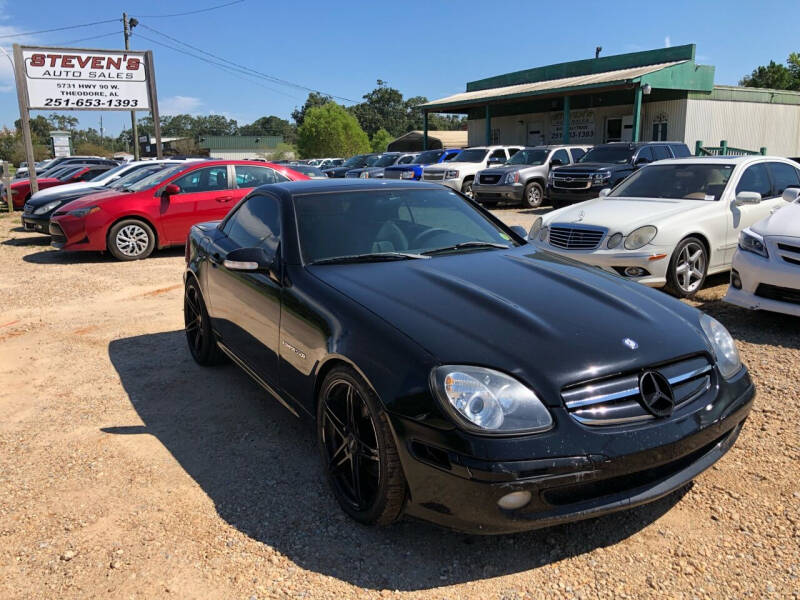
[0,207,798,600]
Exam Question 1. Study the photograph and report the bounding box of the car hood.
[426,162,482,171]
[29,180,97,201]
[750,201,800,238]
[481,165,544,175]
[544,197,706,230]
[324,166,356,175]
[555,162,628,172]
[348,167,385,175]
[309,246,708,403]
[56,189,129,211]
[28,185,107,207]
[385,164,420,171]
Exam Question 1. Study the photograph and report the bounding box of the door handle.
[216,196,234,203]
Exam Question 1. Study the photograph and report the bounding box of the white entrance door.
[621,115,634,142]
[527,121,545,146]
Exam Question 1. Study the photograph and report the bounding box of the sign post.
[11,44,162,199]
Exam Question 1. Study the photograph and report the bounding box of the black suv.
[547,142,692,208]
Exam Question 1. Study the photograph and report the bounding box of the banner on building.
[550,109,595,142]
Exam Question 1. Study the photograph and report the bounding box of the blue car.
[383,148,461,180]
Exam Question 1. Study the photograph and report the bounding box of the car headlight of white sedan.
[738,229,768,258]
[624,225,657,250]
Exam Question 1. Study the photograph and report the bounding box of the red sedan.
[49,160,309,260]
[9,165,115,209]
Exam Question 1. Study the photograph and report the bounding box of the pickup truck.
[384,148,461,180]
[547,141,692,208]
[421,145,524,198]
[473,145,590,208]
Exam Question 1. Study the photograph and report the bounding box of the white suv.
[421,146,523,198]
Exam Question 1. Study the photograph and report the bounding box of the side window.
[443,152,458,162]
[234,165,289,188]
[507,148,521,157]
[552,149,570,164]
[78,168,106,181]
[652,145,671,161]
[736,163,772,197]
[222,195,281,252]
[490,149,506,160]
[569,148,586,162]
[398,155,415,165]
[670,144,691,158]
[767,162,800,196]
[636,147,654,162]
[172,166,230,193]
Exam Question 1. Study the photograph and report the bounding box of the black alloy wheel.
[317,366,406,525]
[184,279,227,365]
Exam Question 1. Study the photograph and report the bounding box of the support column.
[562,95,571,144]
[631,84,643,142]
[485,105,491,145]
[423,111,428,150]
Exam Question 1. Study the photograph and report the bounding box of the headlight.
[432,366,552,434]
[67,206,100,218]
[400,170,415,179]
[607,232,623,249]
[547,171,554,183]
[529,217,543,239]
[33,200,61,215]
[539,226,549,242]
[359,171,369,179]
[445,169,459,179]
[699,314,741,379]
[593,172,611,184]
[738,229,768,258]
[624,225,657,250]
[503,171,520,184]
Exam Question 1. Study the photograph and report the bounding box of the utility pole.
[123,13,140,160]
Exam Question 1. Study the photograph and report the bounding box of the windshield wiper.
[309,251,430,265]
[422,241,510,256]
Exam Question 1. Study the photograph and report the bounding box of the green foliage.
[296,103,370,159]
[291,92,332,126]
[370,128,393,153]
[267,142,296,161]
[740,53,800,90]
[46,113,78,131]
[239,115,297,144]
[74,142,112,157]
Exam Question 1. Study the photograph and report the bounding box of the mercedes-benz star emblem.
[638,371,675,418]
[622,337,638,350]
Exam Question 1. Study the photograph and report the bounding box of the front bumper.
[547,185,604,205]
[530,240,672,287]
[723,248,800,317]
[48,214,106,251]
[21,212,51,234]
[389,367,754,534]
[473,183,524,202]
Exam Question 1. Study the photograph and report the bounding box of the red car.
[49,160,309,260]
[9,165,115,209]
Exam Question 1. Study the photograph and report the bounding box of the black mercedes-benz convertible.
[183,178,754,534]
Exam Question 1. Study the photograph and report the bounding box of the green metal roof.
[198,135,282,150]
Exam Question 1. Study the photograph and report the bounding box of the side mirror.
[598,188,611,198]
[223,247,273,271]
[781,187,800,203]
[634,157,650,166]
[734,191,762,206]
[550,158,564,166]
[510,225,527,238]
[161,183,181,197]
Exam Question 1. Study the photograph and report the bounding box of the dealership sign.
[550,109,595,142]
[21,47,151,111]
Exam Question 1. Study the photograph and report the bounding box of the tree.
[239,115,296,144]
[349,80,408,137]
[296,103,370,159]
[46,113,78,131]
[15,115,51,144]
[370,128,393,153]
[74,142,112,157]
[740,54,800,90]
[291,92,332,126]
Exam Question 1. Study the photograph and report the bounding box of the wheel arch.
[677,231,712,262]
[312,354,381,415]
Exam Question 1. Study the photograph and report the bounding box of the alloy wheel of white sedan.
[668,238,708,297]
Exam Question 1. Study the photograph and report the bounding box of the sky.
[0,0,799,137]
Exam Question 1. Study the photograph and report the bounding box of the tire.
[317,365,406,526]
[184,278,228,366]
[107,218,155,261]
[523,181,544,208]
[665,236,708,298]
[461,178,475,199]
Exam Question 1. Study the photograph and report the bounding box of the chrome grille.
[479,173,502,185]
[384,169,402,179]
[552,174,593,189]
[777,242,800,267]
[562,356,713,427]
[548,225,606,250]
[422,170,445,181]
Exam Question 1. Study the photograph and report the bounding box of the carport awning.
[423,61,686,111]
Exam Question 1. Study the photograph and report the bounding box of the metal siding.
[639,99,687,142]
[685,99,800,155]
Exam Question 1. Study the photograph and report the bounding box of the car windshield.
[109,165,174,190]
[43,166,71,178]
[89,163,127,182]
[579,146,635,164]
[452,149,488,163]
[57,167,84,181]
[506,149,549,166]
[610,164,735,201]
[126,164,185,191]
[295,187,518,264]
[413,150,444,164]
[373,154,399,167]
[341,155,368,168]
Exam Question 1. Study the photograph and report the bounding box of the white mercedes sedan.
[724,190,800,316]
[529,156,799,297]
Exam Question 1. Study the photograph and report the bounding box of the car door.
[725,162,774,262]
[205,193,282,385]
[159,165,234,244]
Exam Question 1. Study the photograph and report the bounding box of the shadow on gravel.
[106,330,687,591]
[2,235,51,247]
[22,246,184,264]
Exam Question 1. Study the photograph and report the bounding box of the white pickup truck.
[421,145,523,198]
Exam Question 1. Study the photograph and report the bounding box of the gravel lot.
[0,207,798,600]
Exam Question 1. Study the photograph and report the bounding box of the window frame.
[232,164,288,189]
[171,164,232,194]
[735,162,774,198]
[220,192,283,252]
[766,161,800,196]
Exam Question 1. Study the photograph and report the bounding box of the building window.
[491,128,501,144]
[652,113,668,141]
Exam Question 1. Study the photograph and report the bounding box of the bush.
[297,103,370,159]
[74,142,112,157]
[370,128,393,153]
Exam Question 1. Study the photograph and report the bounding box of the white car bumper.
[723,248,800,317]
[531,241,673,287]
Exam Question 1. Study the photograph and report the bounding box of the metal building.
[198,135,284,160]
[422,45,800,156]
